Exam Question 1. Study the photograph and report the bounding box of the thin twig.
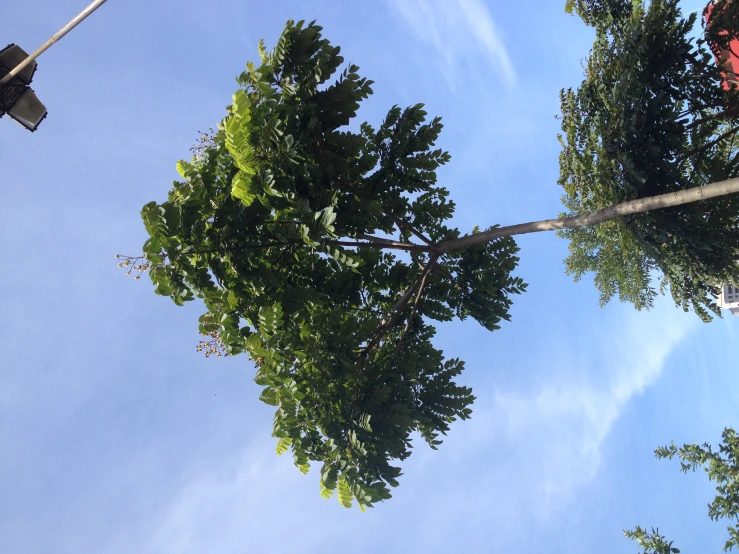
[410,251,454,281]
[222,237,428,253]
[684,105,739,130]
[679,124,739,162]
[335,238,430,252]
[361,256,438,357]
[347,305,385,316]
[388,257,436,367]
[387,213,435,246]
[361,278,423,356]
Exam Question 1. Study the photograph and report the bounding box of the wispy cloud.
[388,0,516,89]
[140,445,287,554]
[115,302,697,554]
[113,438,365,554]
[482,302,696,512]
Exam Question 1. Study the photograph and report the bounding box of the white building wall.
[718,285,739,316]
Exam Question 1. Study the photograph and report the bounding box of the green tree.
[559,0,739,321]
[121,19,739,507]
[125,20,527,509]
[625,428,739,553]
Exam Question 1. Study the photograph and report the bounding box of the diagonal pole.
[436,176,739,253]
[0,0,109,87]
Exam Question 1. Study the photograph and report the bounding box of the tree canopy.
[558,0,739,321]
[127,20,525,508]
[123,7,739,509]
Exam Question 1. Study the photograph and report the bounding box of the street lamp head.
[0,44,37,86]
[3,87,47,132]
[0,0,110,133]
[0,44,47,132]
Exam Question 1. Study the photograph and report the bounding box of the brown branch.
[231,239,303,250]
[354,233,432,251]
[678,124,739,162]
[355,233,399,244]
[684,105,739,130]
[410,251,453,281]
[361,257,437,357]
[678,99,737,118]
[387,213,434,246]
[227,237,429,253]
[388,256,436,367]
[411,252,426,271]
[335,237,430,252]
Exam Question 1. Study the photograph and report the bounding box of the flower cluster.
[189,127,217,159]
[196,330,228,358]
[115,254,150,279]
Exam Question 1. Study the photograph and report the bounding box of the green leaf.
[337,474,353,508]
[176,160,195,179]
[231,171,256,205]
[258,303,284,338]
[260,387,278,406]
[275,436,292,455]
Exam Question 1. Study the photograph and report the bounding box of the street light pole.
[0,0,109,87]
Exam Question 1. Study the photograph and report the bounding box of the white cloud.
[103,439,333,554]
[97,303,697,554]
[142,446,281,554]
[388,0,516,89]
[483,302,696,512]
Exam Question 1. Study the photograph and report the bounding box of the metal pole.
[0,0,108,87]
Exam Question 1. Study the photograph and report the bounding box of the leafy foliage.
[625,527,681,554]
[564,0,633,26]
[626,428,739,553]
[558,0,739,320]
[704,0,739,57]
[136,20,525,508]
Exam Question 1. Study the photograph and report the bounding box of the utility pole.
[0,0,109,131]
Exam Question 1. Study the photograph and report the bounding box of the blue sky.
[1,0,737,552]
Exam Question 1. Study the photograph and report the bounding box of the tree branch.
[678,124,739,162]
[361,256,438,356]
[339,236,430,252]
[435,176,739,253]
[387,213,434,246]
[227,236,429,253]
[388,256,435,367]
[684,105,739,130]
[410,251,453,281]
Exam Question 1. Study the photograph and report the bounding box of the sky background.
[1,0,737,552]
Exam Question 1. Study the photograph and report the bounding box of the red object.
[705,1,739,91]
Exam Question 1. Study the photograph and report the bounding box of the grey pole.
[0,0,109,87]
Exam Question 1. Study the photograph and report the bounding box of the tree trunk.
[435,176,739,253]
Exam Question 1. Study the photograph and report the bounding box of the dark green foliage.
[704,0,739,55]
[564,0,633,26]
[559,0,739,321]
[137,20,525,508]
[626,428,739,553]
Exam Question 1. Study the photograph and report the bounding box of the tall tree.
[121,19,739,507]
[124,21,526,509]
[559,0,739,321]
[625,428,739,554]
